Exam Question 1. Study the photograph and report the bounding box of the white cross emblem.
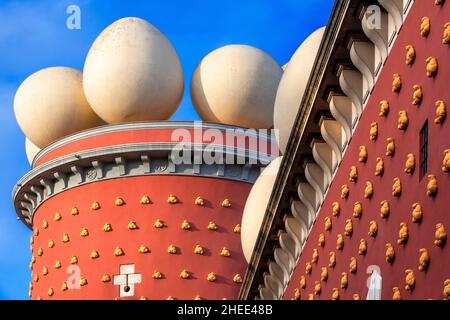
[113,264,142,297]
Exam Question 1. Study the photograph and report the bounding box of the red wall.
[30,175,251,300]
[284,1,449,300]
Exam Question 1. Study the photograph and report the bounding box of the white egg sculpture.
[83,17,184,123]
[25,138,41,166]
[14,67,104,148]
[190,45,282,129]
[241,156,283,262]
[274,27,325,154]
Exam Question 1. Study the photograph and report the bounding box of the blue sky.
[0,0,333,299]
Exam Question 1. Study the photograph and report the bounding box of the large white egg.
[241,156,282,262]
[274,27,325,154]
[190,45,282,129]
[25,138,41,166]
[14,67,104,148]
[83,17,184,123]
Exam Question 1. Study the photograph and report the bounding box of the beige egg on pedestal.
[83,17,184,123]
[25,138,41,166]
[274,27,325,154]
[190,45,282,129]
[241,156,283,262]
[14,67,104,148]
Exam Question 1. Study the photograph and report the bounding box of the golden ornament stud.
[443,149,450,172]
[207,272,217,282]
[393,287,401,300]
[435,100,447,125]
[427,174,438,197]
[91,201,100,210]
[353,201,362,218]
[152,271,163,279]
[221,198,232,207]
[79,278,88,286]
[30,236,34,245]
[103,223,112,232]
[380,200,391,219]
[385,243,395,263]
[80,228,89,237]
[195,196,204,206]
[443,22,450,44]
[101,274,111,282]
[207,221,218,230]
[194,244,204,255]
[375,157,384,176]
[435,223,447,247]
[299,276,306,289]
[443,279,450,300]
[61,282,68,291]
[293,288,301,300]
[359,145,368,162]
[140,195,151,204]
[332,288,340,300]
[167,194,178,204]
[194,295,202,300]
[62,233,70,243]
[312,248,319,264]
[128,221,138,230]
[341,184,349,199]
[42,266,49,276]
[386,137,395,156]
[314,281,321,296]
[233,224,241,233]
[153,219,164,228]
[114,247,124,256]
[308,293,314,300]
[411,202,423,223]
[321,267,328,282]
[48,240,55,248]
[305,261,312,275]
[33,275,39,282]
[318,233,325,247]
[341,272,348,289]
[368,220,378,237]
[349,257,357,274]
[37,247,43,256]
[379,100,389,117]
[167,244,177,254]
[167,296,176,300]
[418,248,430,272]
[115,197,125,206]
[42,220,48,229]
[31,255,36,264]
[336,234,344,250]
[90,250,99,259]
[139,244,149,254]
[34,227,39,236]
[71,207,79,215]
[359,239,367,255]
[405,45,415,65]
[54,212,62,221]
[54,260,61,269]
[392,74,402,93]
[233,274,242,283]
[324,216,332,231]
[412,85,422,106]
[47,288,54,297]
[420,16,430,37]
[344,219,353,236]
[397,222,409,245]
[220,247,231,257]
[180,270,190,279]
[426,56,438,78]
[181,220,191,230]
[349,166,358,182]
[70,256,78,264]
[139,296,147,300]
[398,110,409,130]
[405,269,415,291]
[332,202,340,216]
[392,178,401,197]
